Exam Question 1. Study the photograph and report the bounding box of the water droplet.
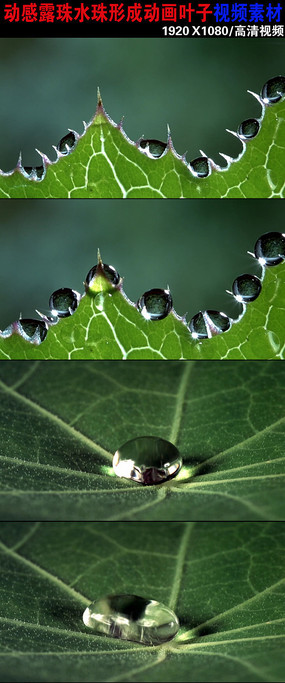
[17,319,48,344]
[49,288,80,318]
[83,594,179,645]
[139,139,166,158]
[85,263,120,293]
[137,288,173,321]
[232,273,262,303]
[261,76,285,104]
[113,436,182,485]
[189,157,210,178]
[188,312,208,339]
[57,131,76,155]
[254,232,285,267]
[23,166,44,180]
[189,310,231,339]
[237,118,260,140]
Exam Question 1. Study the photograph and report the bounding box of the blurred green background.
[0,199,283,329]
[0,38,283,170]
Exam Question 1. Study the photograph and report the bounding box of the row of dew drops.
[0,231,284,346]
[18,75,285,181]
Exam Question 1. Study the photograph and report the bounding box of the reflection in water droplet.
[83,594,179,645]
[17,319,48,344]
[139,139,167,158]
[232,273,262,303]
[238,118,260,140]
[205,310,231,334]
[85,263,120,288]
[188,311,207,339]
[261,76,285,104]
[189,310,231,339]
[23,166,44,180]
[189,157,210,178]
[49,288,80,318]
[113,436,182,485]
[254,232,285,267]
[57,132,76,155]
[137,288,173,321]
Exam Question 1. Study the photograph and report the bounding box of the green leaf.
[0,261,284,360]
[0,521,284,682]
[0,90,284,199]
[0,361,284,521]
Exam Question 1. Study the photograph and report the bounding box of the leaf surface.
[0,521,284,682]
[0,361,284,521]
[0,262,284,360]
[0,93,284,199]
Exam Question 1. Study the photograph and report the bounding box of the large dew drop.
[189,310,231,340]
[237,118,260,140]
[113,436,182,485]
[83,594,180,645]
[254,232,285,267]
[137,288,173,321]
[261,76,285,104]
[232,273,262,303]
[189,156,210,178]
[49,287,80,318]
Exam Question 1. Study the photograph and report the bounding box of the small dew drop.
[232,273,262,303]
[189,157,210,178]
[261,76,285,104]
[113,436,182,485]
[83,594,180,645]
[23,166,44,180]
[137,288,173,321]
[17,319,48,344]
[254,232,285,267]
[139,139,167,158]
[49,288,80,318]
[57,131,76,155]
[237,118,260,140]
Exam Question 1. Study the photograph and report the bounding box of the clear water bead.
[232,273,262,303]
[254,232,285,267]
[57,131,76,154]
[85,263,120,288]
[238,118,260,140]
[83,594,180,645]
[23,166,44,180]
[49,288,80,318]
[189,157,210,178]
[17,319,48,344]
[139,139,167,158]
[113,436,182,485]
[261,76,285,104]
[137,288,173,321]
[189,310,231,339]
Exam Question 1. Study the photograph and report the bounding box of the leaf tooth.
[247,89,266,116]
[97,248,103,265]
[218,152,234,168]
[117,116,125,131]
[34,148,50,166]
[97,86,103,108]
[51,144,62,161]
